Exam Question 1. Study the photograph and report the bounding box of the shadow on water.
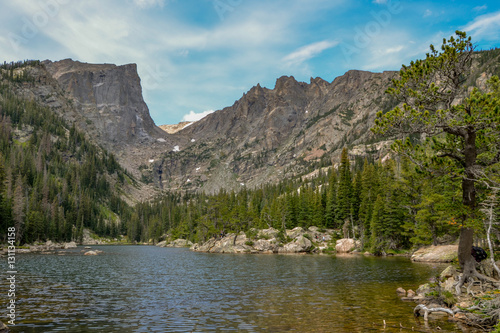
[2,246,479,332]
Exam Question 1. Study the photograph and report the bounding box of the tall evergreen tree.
[372,31,500,290]
[325,170,337,228]
[336,147,353,230]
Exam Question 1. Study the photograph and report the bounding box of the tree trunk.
[456,130,479,294]
[458,227,474,268]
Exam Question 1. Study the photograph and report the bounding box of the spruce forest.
[0,61,135,244]
[1,35,499,255]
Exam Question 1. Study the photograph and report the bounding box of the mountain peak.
[310,76,329,86]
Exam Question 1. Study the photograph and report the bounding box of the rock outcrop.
[411,245,458,262]
[157,239,193,248]
[190,227,334,254]
[14,241,79,253]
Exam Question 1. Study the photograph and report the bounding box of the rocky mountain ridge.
[7,50,499,197]
[150,70,400,192]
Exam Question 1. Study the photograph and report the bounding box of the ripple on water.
[3,246,475,332]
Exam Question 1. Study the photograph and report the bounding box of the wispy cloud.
[2,0,499,125]
[283,40,339,67]
[423,9,432,18]
[473,5,488,12]
[133,0,166,9]
[463,10,500,40]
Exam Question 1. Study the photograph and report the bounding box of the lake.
[3,246,473,332]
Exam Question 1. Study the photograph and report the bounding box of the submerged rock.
[84,250,103,256]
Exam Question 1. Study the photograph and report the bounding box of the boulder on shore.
[64,241,77,249]
[411,245,458,262]
[335,238,361,253]
[278,235,313,253]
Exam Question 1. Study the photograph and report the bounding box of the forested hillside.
[0,38,498,250]
[0,61,135,244]
[131,39,500,253]
[133,148,469,252]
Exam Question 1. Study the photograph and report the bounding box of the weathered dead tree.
[414,304,455,321]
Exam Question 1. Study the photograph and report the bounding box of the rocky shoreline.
[157,227,363,254]
[397,258,500,330]
[0,241,105,256]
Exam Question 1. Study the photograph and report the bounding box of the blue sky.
[1,0,500,125]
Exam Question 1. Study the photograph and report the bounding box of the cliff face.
[43,59,166,148]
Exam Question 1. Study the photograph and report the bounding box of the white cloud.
[474,5,487,12]
[372,0,388,4]
[384,45,404,54]
[463,11,500,40]
[423,9,432,18]
[283,40,339,67]
[133,0,166,8]
[182,110,215,122]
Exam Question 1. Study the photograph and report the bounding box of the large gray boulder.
[278,236,312,253]
[335,238,361,253]
[411,245,458,262]
[64,241,77,249]
[253,239,277,253]
[156,240,168,247]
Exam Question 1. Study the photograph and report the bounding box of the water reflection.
[2,246,473,332]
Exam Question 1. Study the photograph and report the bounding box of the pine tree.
[13,174,25,243]
[336,147,353,229]
[358,160,377,248]
[325,170,337,228]
[370,194,385,253]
